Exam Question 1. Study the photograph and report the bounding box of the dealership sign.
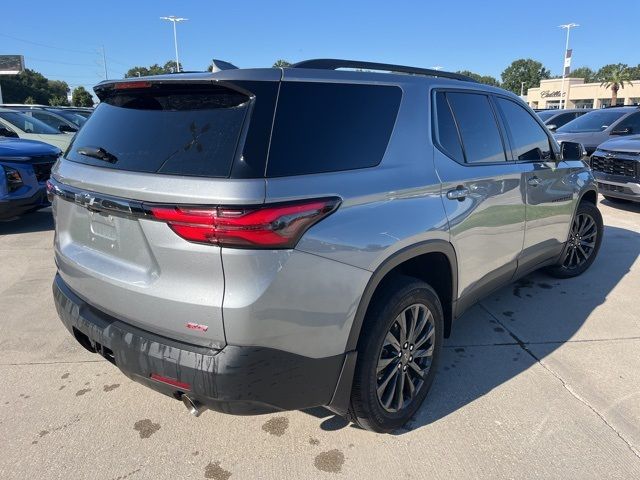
[540,90,566,98]
[0,55,25,75]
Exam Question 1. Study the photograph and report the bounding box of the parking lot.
[0,197,638,479]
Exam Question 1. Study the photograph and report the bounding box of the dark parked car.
[0,138,60,220]
[536,109,591,132]
[590,135,640,203]
[554,106,640,155]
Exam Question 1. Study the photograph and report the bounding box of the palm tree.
[599,64,633,106]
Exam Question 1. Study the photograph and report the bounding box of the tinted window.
[556,110,627,133]
[32,111,66,129]
[434,92,463,163]
[551,112,576,128]
[446,92,506,163]
[0,111,60,134]
[616,112,640,133]
[536,111,556,121]
[266,82,402,177]
[66,84,250,177]
[496,98,552,161]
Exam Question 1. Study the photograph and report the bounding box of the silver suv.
[49,59,603,432]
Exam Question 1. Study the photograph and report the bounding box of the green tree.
[596,64,634,106]
[501,59,550,95]
[48,79,70,99]
[71,86,94,107]
[24,96,36,105]
[0,69,70,104]
[272,59,292,68]
[49,95,69,106]
[456,70,500,87]
[124,61,179,78]
[568,66,595,83]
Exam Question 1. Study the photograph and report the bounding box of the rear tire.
[349,276,443,433]
[546,201,603,279]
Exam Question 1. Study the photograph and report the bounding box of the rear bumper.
[53,273,346,415]
[0,187,49,220]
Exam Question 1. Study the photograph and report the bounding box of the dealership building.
[527,77,640,109]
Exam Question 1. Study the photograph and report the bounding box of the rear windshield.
[65,84,250,177]
[556,110,626,133]
[0,111,60,135]
[266,82,402,177]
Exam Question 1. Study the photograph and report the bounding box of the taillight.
[146,197,341,249]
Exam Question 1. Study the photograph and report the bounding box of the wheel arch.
[345,240,458,352]
[579,188,598,206]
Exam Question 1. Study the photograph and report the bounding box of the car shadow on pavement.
[302,224,640,434]
[401,224,640,434]
[0,208,53,235]
[600,198,640,214]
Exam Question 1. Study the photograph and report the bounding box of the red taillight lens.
[114,81,153,90]
[147,198,340,248]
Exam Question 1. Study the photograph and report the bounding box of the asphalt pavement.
[1,198,639,479]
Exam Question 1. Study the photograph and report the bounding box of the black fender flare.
[327,239,458,416]
[346,239,458,352]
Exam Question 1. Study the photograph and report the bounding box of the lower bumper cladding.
[53,274,346,415]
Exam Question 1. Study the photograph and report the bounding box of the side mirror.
[0,127,18,138]
[58,124,77,133]
[547,124,557,132]
[560,141,586,161]
[611,127,631,135]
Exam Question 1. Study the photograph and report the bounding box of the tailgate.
[49,78,273,348]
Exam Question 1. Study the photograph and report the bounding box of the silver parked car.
[49,59,602,432]
[536,108,591,132]
[590,135,640,202]
[554,106,640,155]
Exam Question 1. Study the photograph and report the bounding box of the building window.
[599,98,625,108]
[545,100,561,109]
[628,98,640,106]
[573,100,594,109]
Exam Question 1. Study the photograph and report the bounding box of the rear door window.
[65,84,251,177]
[433,92,464,163]
[445,92,506,164]
[495,97,553,161]
[266,82,402,177]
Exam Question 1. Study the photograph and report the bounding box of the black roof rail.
[291,58,477,83]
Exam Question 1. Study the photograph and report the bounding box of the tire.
[349,276,443,433]
[546,201,603,279]
[603,195,629,203]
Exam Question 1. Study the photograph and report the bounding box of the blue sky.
[2,0,639,96]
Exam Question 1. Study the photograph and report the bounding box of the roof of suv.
[94,58,515,99]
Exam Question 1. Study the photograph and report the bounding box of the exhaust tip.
[182,394,206,417]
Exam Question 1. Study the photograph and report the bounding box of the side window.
[33,112,58,128]
[495,97,553,161]
[434,92,464,163]
[616,113,640,134]
[553,113,574,128]
[267,82,402,177]
[446,92,506,164]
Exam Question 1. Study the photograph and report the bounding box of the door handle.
[446,186,469,201]
[527,176,542,187]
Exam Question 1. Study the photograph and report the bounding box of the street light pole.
[559,23,579,110]
[160,16,188,72]
[520,81,526,97]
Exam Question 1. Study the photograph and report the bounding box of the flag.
[563,49,572,76]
